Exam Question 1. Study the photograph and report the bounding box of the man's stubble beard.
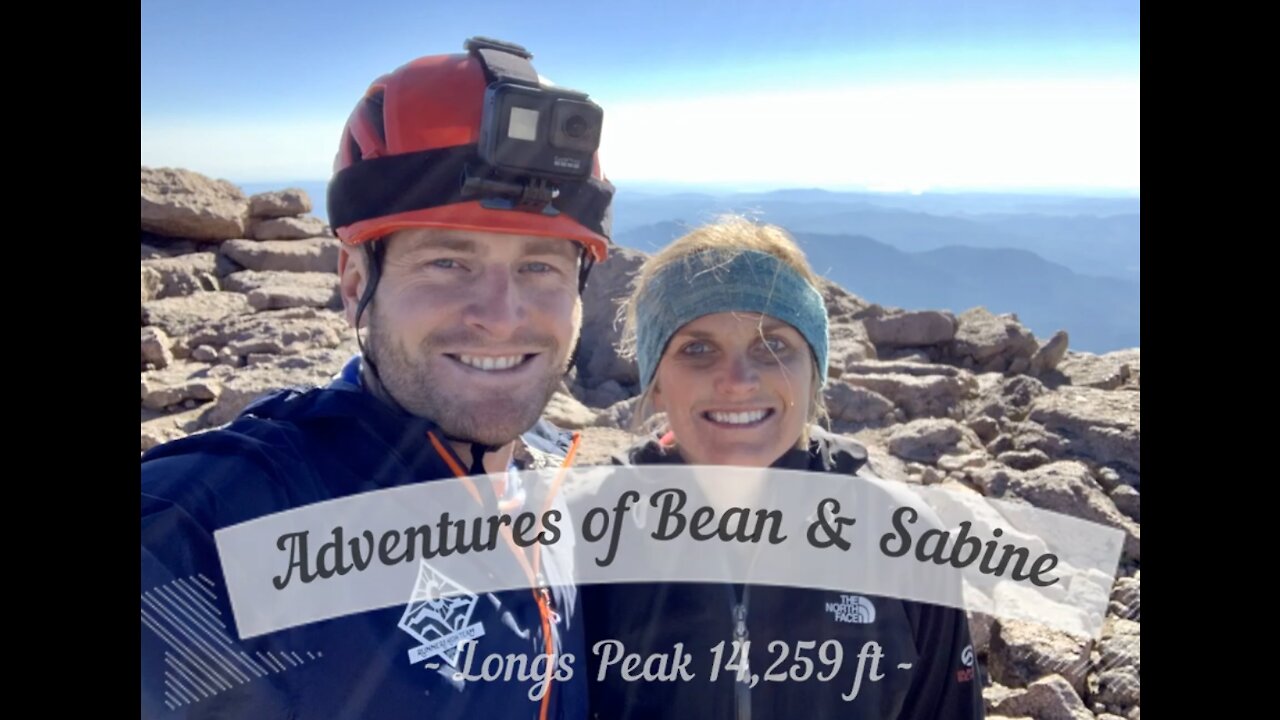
[364,299,581,446]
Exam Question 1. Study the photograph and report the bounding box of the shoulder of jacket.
[517,418,579,469]
[807,425,870,474]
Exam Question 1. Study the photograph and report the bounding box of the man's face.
[340,228,582,446]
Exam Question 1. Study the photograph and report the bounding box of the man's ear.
[337,244,367,329]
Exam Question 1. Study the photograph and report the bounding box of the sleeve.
[894,601,986,720]
[141,451,294,719]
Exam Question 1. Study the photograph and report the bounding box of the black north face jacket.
[580,426,986,720]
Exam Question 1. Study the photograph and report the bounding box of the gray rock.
[203,348,351,427]
[842,371,977,420]
[1110,484,1140,522]
[141,327,175,369]
[543,392,603,430]
[1030,387,1140,473]
[1001,461,1140,561]
[1056,349,1140,391]
[968,611,994,657]
[938,451,988,472]
[997,449,1050,470]
[596,396,640,431]
[824,381,896,424]
[990,620,1092,697]
[187,308,350,359]
[247,285,341,311]
[845,360,965,378]
[1001,421,1068,457]
[1031,330,1070,375]
[1094,667,1140,708]
[574,426,639,466]
[1094,467,1123,492]
[223,270,339,294]
[142,293,255,337]
[140,362,222,410]
[877,347,935,363]
[1097,618,1140,674]
[249,188,312,218]
[221,237,341,273]
[1000,375,1049,412]
[887,419,981,464]
[990,674,1093,720]
[140,166,248,240]
[140,252,221,298]
[986,434,1015,456]
[827,321,878,374]
[141,266,163,304]
[863,310,957,347]
[968,464,1015,496]
[249,215,331,240]
[1108,576,1140,622]
[141,405,210,453]
[580,379,631,409]
[822,281,880,372]
[952,307,1039,366]
[967,416,1000,443]
[576,246,647,387]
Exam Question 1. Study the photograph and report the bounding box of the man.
[141,37,614,719]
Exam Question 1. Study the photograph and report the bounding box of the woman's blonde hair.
[618,215,829,443]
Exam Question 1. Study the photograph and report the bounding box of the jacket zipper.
[730,584,751,720]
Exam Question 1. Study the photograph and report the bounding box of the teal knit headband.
[634,249,829,391]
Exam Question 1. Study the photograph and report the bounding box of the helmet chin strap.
[354,240,403,410]
[566,248,594,378]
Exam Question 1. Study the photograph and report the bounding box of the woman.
[581,217,985,719]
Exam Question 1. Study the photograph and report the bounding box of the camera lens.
[564,115,589,139]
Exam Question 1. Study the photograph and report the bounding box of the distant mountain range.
[610,189,1140,283]
[235,181,1139,353]
[617,221,1138,353]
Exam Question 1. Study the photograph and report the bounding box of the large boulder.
[886,418,982,464]
[139,253,221,298]
[950,308,1039,373]
[249,188,312,218]
[249,215,331,240]
[220,238,341,273]
[1029,387,1140,475]
[142,292,255,338]
[863,310,957,348]
[140,167,248,241]
[576,246,647,389]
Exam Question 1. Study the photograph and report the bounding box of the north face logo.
[826,594,876,624]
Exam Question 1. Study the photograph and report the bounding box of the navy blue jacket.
[580,427,986,720]
[141,359,586,719]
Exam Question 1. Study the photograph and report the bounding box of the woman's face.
[651,311,813,467]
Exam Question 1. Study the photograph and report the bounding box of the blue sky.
[141,0,1140,192]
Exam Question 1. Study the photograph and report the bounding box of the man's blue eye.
[429,258,461,269]
[524,261,553,273]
